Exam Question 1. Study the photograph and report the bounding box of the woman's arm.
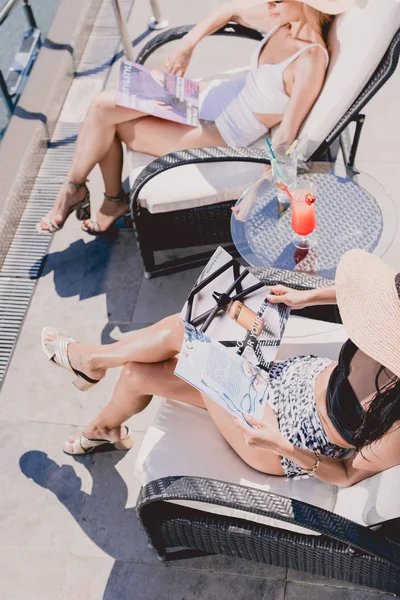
[264,47,327,147]
[165,2,271,76]
[236,414,400,487]
[266,285,337,310]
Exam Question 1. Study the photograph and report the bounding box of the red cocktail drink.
[290,185,318,249]
[291,189,316,235]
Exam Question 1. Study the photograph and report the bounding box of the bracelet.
[304,450,321,477]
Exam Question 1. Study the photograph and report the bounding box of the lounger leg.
[137,500,167,560]
[348,114,365,168]
[141,246,156,279]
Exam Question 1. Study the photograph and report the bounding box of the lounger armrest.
[249,266,334,291]
[136,475,400,566]
[129,146,270,218]
[136,23,263,65]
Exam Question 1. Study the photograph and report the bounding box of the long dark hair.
[353,367,400,451]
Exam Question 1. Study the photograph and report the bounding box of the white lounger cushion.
[299,0,400,159]
[135,314,400,536]
[129,152,265,214]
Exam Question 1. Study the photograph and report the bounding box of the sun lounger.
[134,307,400,594]
[128,0,400,277]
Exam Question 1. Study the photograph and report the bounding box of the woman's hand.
[165,44,193,76]
[266,285,313,310]
[234,413,287,453]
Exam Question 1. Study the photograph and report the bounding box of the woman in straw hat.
[36,0,353,235]
[41,249,400,486]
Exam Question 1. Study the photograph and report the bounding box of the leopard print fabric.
[266,356,348,476]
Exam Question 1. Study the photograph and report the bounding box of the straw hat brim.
[295,0,355,15]
[336,249,400,378]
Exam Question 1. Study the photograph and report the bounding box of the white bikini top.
[240,25,330,115]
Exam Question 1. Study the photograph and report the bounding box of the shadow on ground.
[19,450,158,600]
[34,227,143,344]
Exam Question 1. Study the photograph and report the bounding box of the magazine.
[175,247,290,422]
[117,59,199,127]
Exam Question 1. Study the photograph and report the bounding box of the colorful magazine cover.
[175,247,290,422]
[117,59,199,127]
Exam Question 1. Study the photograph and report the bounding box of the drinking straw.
[265,137,286,182]
[275,180,294,202]
[285,139,298,156]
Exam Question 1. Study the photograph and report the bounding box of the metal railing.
[111,0,168,62]
[0,0,37,27]
[0,0,40,114]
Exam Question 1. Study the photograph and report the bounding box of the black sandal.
[36,180,91,234]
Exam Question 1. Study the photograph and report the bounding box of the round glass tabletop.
[230,163,397,282]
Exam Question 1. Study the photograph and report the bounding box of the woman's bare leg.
[98,134,124,198]
[65,357,284,476]
[38,90,147,231]
[86,98,226,232]
[43,314,184,382]
[40,86,225,232]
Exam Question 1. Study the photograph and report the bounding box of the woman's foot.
[37,181,90,233]
[42,328,106,384]
[64,425,131,455]
[82,190,129,235]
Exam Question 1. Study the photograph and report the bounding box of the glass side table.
[230,163,397,288]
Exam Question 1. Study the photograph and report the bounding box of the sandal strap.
[104,190,128,204]
[54,333,75,371]
[38,215,62,233]
[82,219,101,234]
[66,179,89,189]
[79,436,109,453]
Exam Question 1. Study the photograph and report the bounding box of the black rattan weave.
[136,476,400,594]
[131,25,400,278]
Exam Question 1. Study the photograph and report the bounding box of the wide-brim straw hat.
[294,0,355,14]
[336,249,400,378]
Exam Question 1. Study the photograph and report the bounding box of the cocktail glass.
[273,143,298,204]
[290,182,318,249]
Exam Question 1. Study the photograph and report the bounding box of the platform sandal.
[41,327,101,391]
[81,190,129,236]
[63,426,133,455]
[36,180,91,234]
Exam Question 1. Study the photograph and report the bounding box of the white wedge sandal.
[63,426,133,455]
[41,327,101,391]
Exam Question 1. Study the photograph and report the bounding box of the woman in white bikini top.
[37,1,354,236]
[167,0,334,148]
[199,22,330,147]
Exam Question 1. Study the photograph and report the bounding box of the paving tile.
[35,231,143,325]
[70,443,157,562]
[0,317,115,426]
[101,562,285,600]
[132,265,204,323]
[61,555,115,600]
[0,546,67,600]
[285,581,394,600]
[58,78,105,123]
[0,421,94,553]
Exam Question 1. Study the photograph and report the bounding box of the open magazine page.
[180,246,290,371]
[175,322,269,422]
[175,247,291,421]
[117,60,199,126]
